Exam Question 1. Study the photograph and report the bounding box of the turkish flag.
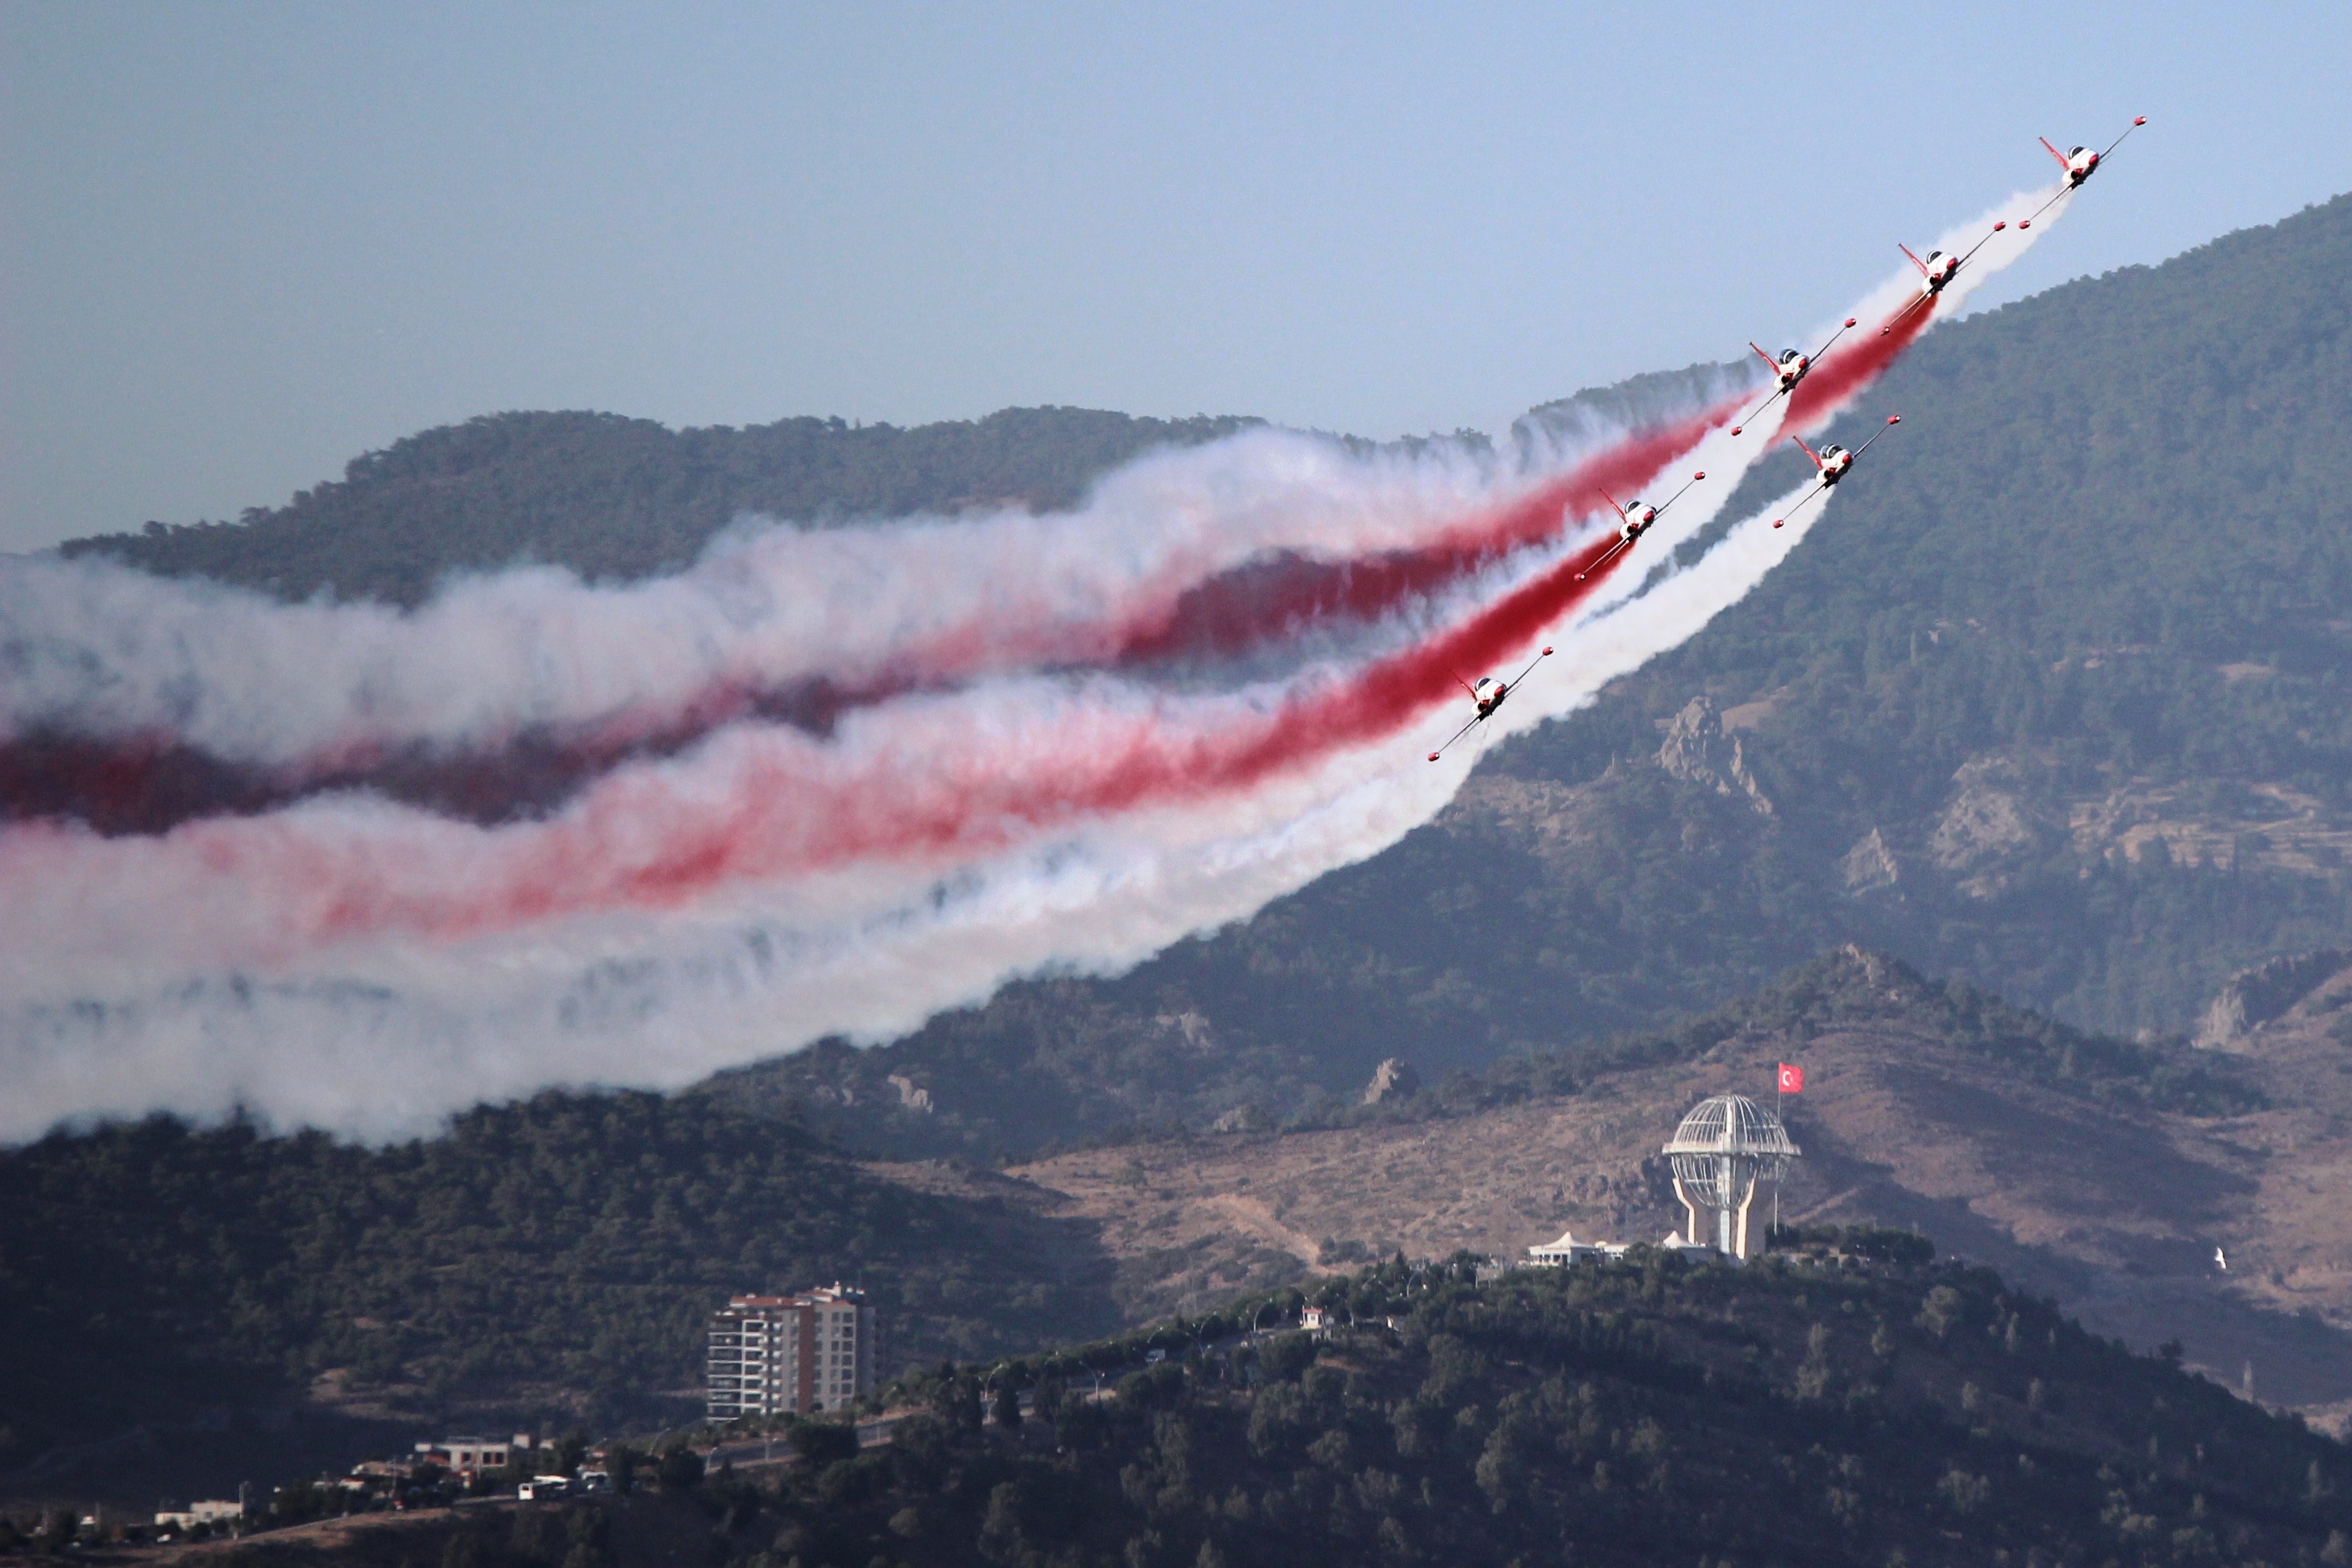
[1777,1063,1804,1094]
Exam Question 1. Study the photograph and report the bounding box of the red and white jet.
[1428,646,1553,761]
[1773,414,1902,530]
[1731,319,1860,436]
[1572,470,1708,583]
[1882,225,2008,334]
[2020,116,2146,229]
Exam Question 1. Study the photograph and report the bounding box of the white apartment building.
[705,1285,877,1422]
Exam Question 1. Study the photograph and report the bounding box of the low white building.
[1526,1228,1626,1265]
[154,1500,243,1529]
[1526,1228,1725,1266]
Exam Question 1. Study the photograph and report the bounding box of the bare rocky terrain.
[869,947,2352,1429]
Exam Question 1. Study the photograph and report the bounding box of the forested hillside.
[704,939,2255,1165]
[811,1255,2352,1568]
[0,1094,1122,1488]
[181,1256,2352,1568]
[58,407,1259,605]
[11,948,2346,1511]
[717,192,2352,1152]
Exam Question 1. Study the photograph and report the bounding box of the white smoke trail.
[1,479,1825,1140]
[2,181,2068,772]
[0,388,1795,1005]
[0,415,1676,767]
[1832,183,2080,372]
[0,181,2073,1140]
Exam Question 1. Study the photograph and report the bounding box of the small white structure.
[154,1501,242,1530]
[1526,1229,1627,1265]
[1662,1094,1800,1260]
[414,1434,531,1474]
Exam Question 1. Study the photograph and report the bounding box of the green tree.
[655,1447,704,1491]
[786,1419,859,1468]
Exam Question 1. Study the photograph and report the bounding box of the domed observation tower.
[1662,1094,1799,1260]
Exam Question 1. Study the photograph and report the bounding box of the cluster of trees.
[0,1092,1125,1476]
[710,1251,2352,1566]
[18,1236,2342,1565]
[709,943,2264,1162]
[57,408,1259,606]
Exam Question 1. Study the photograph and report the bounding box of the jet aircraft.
[1731,319,1859,436]
[1427,646,1552,761]
[1882,224,2006,334]
[1572,470,1708,583]
[1773,414,1902,529]
[2019,116,2146,228]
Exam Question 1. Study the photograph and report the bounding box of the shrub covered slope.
[565,1254,2352,1568]
[0,1092,1121,1480]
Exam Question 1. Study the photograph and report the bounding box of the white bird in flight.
[2215,1246,2228,1272]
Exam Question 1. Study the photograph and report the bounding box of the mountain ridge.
[704,188,2352,1152]
[54,406,1266,607]
[12,192,2352,1508]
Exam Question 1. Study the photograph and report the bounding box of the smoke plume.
[0,185,2072,1140]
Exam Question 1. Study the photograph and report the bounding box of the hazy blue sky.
[5,1,2349,552]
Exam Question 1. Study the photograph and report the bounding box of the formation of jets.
[1428,119,2143,763]
[1883,115,2145,336]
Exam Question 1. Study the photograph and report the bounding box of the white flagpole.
[1773,1067,1784,1242]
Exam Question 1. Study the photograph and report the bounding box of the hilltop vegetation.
[153,1253,2352,1568]
[1,949,2333,1514]
[0,1093,1122,1481]
[706,945,2260,1162]
[58,407,1258,606]
[1513,187,2352,1032]
[826,1253,2351,1568]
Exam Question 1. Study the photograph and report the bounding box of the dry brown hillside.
[891,948,2352,1427]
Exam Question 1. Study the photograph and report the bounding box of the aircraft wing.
[1427,712,1486,762]
[1574,534,1633,583]
[1772,479,1829,530]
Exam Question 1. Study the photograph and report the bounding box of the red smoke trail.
[0,674,879,835]
[1113,396,1733,664]
[1783,298,1931,432]
[3,403,1733,838]
[92,524,1633,954]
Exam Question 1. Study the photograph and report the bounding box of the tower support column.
[1662,1094,1800,1263]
